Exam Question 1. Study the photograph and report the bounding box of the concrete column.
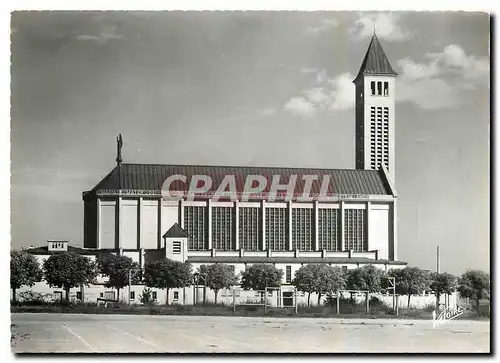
[313,201,319,251]
[393,199,398,261]
[179,199,185,228]
[287,201,293,251]
[140,248,145,270]
[366,201,370,251]
[138,197,143,249]
[207,200,212,250]
[157,199,162,249]
[117,196,122,250]
[340,201,346,251]
[261,200,266,250]
[96,198,101,249]
[234,201,239,250]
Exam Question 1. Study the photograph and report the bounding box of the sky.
[10,11,490,275]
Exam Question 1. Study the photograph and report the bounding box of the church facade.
[24,34,407,305]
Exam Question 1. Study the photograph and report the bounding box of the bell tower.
[353,34,397,181]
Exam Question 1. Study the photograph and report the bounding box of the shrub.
[139,287,156,306]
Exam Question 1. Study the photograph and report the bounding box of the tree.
[293,264,346,306]
[292,264,315,306]
[198,264,238,304]
[240,264,283,301]
[457,270,490,312]
[97,253,140,301]
[143,258,192,305]
[10,250,43,303]
[43,252,97,303]
[346,265,385,303]
[389,267,431,309]
[430,272,457,308]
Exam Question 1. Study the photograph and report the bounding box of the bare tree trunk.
[308,293,311,307]
[214,289,219,304]
[317,293,322,306]
[65,287,70,303]
[117,288,120,302]
[12,288,16,303]
[407,294,411,309]
[166,288,170,305]
[435,293,440,309]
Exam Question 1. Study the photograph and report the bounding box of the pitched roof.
[355,34,397,80]
[163,223,189,238]
[23,246,99,256]
[187,256,406,265]
[86,163,393,199]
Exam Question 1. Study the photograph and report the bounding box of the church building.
[26,34,407,305]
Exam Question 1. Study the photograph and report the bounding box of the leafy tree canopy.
[458,270,490,302]
[346,265,385,293]
[198,264,238,303]
[240,264,283,291]
[144,258,192,290]
[11,250,43,290]
[97,253,140,291]
[43,252,97,300]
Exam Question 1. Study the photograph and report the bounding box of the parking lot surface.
[11,313,490,353]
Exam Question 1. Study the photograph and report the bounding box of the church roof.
[355,34,397,80]
[163,223,189,239]
[84,163,394,200]
[23,245,98,256]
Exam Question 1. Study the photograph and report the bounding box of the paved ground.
[11,313,490,353]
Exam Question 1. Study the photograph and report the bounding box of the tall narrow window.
[318,208,341,251]
[212,207,233,250]
[371,81,376,95]
[239,207,261,250]
[384,81,389,96]
[291,208,313,251]
[184,206,207,250]
[286,266,292,284]
[265,207,287,251]
[377,81,382,95]
[344,209,367,252]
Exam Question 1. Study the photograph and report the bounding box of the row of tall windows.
[370,81,389,96]
[183,206,367,251]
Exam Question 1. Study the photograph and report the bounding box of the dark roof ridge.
[119,162,383,173]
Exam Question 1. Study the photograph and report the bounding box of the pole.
[366,292,370,314]
[437,245,440,274]
[392,277,396,314]
[203,279,206,305]
[396,295,399,316]
[337,290,340,315]
[264,287,268,315]
[128,270,132,305]
[232,289,236,313]
[294,288,297,315]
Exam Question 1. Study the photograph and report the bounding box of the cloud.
[283,97,317,117]
[256,108,277,118]
[76,26,124,45]
[396,44,489,109]
[305,18,339,35]
[283,71,355,117]
[350,12,413,42]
